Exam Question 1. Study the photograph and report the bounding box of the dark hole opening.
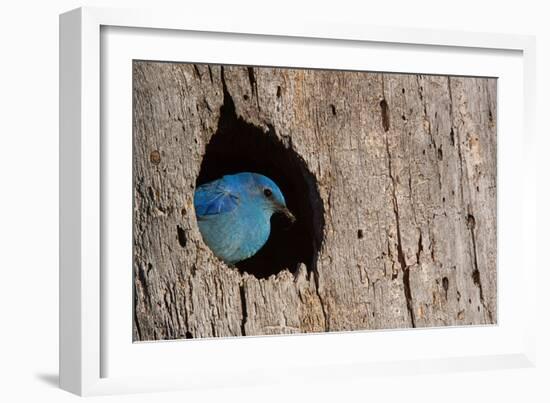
[176,225,187,248]
[195,67,325,279]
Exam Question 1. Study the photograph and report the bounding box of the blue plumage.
[194,172,295,265]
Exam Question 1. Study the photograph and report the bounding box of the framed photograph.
[60,7,537,396]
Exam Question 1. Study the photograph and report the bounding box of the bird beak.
[278,206,296,224]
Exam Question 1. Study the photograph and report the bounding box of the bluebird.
[194,172,295,265]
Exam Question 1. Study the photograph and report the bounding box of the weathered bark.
[133,62,497,341]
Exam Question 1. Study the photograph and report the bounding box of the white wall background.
[0,1,547,402]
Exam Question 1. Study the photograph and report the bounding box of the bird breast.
[197,202,272,265]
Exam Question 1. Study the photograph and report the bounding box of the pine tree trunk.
[132,62,497,341]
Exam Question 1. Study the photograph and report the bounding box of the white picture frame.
[59,6,537,396]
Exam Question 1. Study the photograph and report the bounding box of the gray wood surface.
[132,62,497,341]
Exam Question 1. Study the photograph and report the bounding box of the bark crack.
[447,78,466,206]
[193,64,201,80]
[239,282,248,336]
[313,270,329,331]
[220,66,231,104]
[247,67,261,110]
[384,127,416,328]
[207,65,214,83]
[418,77,442,191]
[467,213,494,323]
[133,299,143,341]
[136,263,152,306]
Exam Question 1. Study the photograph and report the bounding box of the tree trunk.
[132,62,497,341]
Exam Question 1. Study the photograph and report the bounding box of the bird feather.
[194,178,240,217]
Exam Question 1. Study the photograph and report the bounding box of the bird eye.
[263,188,273,198]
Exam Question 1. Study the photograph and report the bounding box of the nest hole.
[196,72,324,279]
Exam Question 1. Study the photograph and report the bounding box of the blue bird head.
[246,173,295,222]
